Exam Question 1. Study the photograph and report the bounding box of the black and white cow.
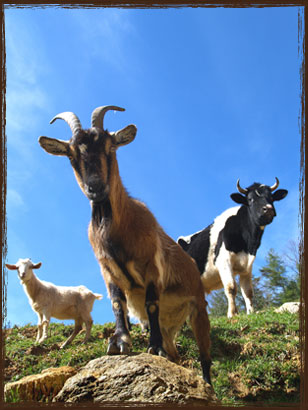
[177,178,288,318]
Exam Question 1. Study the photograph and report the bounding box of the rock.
[53,353,218,405]
[275,302,300,314]
[5,366,77,402]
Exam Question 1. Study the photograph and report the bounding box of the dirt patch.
[228,372,250,397]
[25,344,60,356]
[20,326,38,339]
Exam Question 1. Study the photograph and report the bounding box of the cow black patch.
[215,207,264,258]
[178,225,212,274]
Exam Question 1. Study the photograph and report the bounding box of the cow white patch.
[177,228,203,245]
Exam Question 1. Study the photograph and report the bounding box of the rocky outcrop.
[5,366,77,402]
[275,302,300,314]
[53,353,217,405]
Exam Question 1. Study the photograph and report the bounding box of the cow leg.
[239,273,254,314]
[216,254,238,318]
[107,283,131,355]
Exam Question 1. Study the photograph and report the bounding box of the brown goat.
[38,106,212,384]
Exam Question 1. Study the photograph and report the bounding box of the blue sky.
[4,6,302,328]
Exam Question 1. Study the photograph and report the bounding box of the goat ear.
[230,193,248,205]
[31,262,42,270]
[112,125,137,147]
[272,189,288,202]
[5,264,18,270]
[39,136,69,156]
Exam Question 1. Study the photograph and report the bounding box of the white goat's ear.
[5,264,18,270]
[39,136,69,156]
[112,125,137,148]
[31,262,42,270]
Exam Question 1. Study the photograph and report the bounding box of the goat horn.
[91,106,125,129]
[270,177,279,192]
[236,179,248,195]
[50,112,82,136]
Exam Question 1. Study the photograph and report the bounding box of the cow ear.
[230,193,248,205]
[272,189,288,202]
[178,238,189,251]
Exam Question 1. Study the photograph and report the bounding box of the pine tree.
[259,248,288,306]
[259,246,300,306]
[208,289,228,317]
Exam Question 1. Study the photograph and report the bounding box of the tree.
[208,289,228,317]
[259,249,288,306]
[259,246,300,307]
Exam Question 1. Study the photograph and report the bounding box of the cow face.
[230,181,288,227]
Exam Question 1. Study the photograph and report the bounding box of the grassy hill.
[4,308,300,405]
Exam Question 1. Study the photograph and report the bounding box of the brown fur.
[39,111,212,383]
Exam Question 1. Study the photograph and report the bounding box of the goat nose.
[88,180,100,192]
[88,184,95,193]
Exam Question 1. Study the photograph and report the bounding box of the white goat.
[6,258,103,348]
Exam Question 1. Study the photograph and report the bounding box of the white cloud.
[70,8,136,72]
[7,189,25,208]
[5,12,50,151]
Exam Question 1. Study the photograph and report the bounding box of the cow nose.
[263,204,275,216]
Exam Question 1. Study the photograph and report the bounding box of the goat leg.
[60,321,82,349]
[145,282,169,359]
[189,298,212,385]
[108,283,131,355]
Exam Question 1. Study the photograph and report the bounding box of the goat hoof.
[107,342,120,355]
[147,345,168,358]
[107,340,131,355]
[120,342,130,354]
[158,348,168,358]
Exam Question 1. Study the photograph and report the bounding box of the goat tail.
[94,293,103,300]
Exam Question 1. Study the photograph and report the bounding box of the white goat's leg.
[36,313,43,342]
[39,314,50,343]
[216,252,237,318]
[83,317,93,343]
[239,273,254,314]
[60,320,82,349]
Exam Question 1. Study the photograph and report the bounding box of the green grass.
[4,308,300,405]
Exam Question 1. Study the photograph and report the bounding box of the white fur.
[7,258,102,348]
[179,206,259,318]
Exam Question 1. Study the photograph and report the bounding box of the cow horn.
[50,112,82,136]
[270,177,279,192]
[91,106,125,130]
[236,179,248,195]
